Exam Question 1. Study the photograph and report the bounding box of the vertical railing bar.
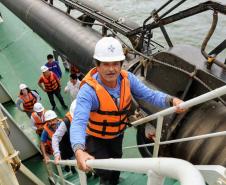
[77,169,88,185]
[153,116,164,157]
[56,164,66,185]
[45,163,56,184]
[52,173,75,185]
[48,159,88,185]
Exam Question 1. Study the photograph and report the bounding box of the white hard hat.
[33,103,44,112]
[19,83,27,90]
[44,110,57,121]
[93,37,125,62]
[40,65,49,72]
[70,99,77,118]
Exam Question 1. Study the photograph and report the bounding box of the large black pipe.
[0,0,101,72]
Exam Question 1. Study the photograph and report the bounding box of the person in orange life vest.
[70,37,186,185]
[40,110,61,163]
[31,103,46,136]
[16,83,40,117]
[38,66,68,110]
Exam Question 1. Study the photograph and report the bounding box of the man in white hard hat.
[38,65,68,110]
[70,37,185,185]
[31,102,46,136]
[40,110,61,163]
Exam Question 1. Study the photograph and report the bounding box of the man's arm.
[52,122,67,160]
[40,131,50,163]
[129,72,172,108]
[129,72,185,112]
[38,77,46,92]
[70,84,98,171]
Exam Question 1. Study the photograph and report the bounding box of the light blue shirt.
[70,71,170,151]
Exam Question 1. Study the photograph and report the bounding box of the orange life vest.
[31,111,45,135]
[43,120,61,154]
[44,121,58,139]
[81,68,132,139]
[19,92,37,111]
[42,72,59,92]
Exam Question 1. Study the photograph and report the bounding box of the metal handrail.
[48,158,205,185]
[131,85,226,127]
[130,85,226,156]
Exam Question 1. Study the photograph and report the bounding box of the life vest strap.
[87,124,126,136]
[89,118,128,127]
[95,102,131,116]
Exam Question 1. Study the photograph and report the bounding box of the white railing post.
[48,159,88,185]
[131,85,226,127]
[147,170,163,185]
[56,164,66,185]
[77,169,88,185]
[153,116,163,157]
[45,163,55,183]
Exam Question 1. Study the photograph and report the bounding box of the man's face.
[96,61,121,84]
[43,70,50,77]
[70,78,77,84]
[37,111,43,116]
[21,88,28,95]
[48,58,53,63]
[46,118,58,129]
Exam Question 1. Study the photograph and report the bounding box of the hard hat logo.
[108,45,115,53]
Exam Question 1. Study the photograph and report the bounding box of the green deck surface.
[0,2,71,149]
[0,3,178,185]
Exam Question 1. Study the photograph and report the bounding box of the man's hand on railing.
[54,155,61,165]
[43,155,50,164]
[172,97,187,113]
[75,149,95,172]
